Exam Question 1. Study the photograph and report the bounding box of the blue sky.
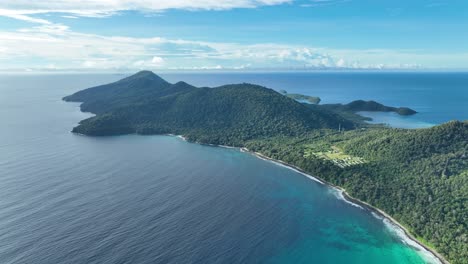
[0,0,467,72]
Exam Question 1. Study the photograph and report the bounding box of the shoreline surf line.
[171,134,449,264]
[151,134,448,264]
[239,147,448,264]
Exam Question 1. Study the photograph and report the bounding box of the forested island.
[278,90,417,116]
[279,90,321,104]
[64,71,467,264]
[322,100,417,116]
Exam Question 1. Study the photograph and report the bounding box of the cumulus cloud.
[0,0,294,59]
[1,23,344,70]
[207,45,343,68]
[1,0,465,71]
[133,56,165,68]
[0,18,463,71]
[0,23,442,72]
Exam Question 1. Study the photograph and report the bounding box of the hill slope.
[65,71,467,263]
[244,121,467,264]
[64,71,355,145]
[63,71,191,114]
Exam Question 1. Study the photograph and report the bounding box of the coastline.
[92,132,448,263]
[63,72,461,264]
[167,134,448,263]
[237,147,448,264]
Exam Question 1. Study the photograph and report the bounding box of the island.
[279,90,321,104]
[322,100,418,116]
[64,71,467,264]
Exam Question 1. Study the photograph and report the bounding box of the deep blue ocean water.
[1,72,465,264]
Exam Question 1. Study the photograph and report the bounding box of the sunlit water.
[0,73,457,263]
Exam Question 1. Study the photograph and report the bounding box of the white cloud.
[133,56,165,68]
[0,9,52,24]
[336,58,345,67]
[0,0,292,24]
[301,0,349,8]
[0,22,466,71]
[151,56,164,64]
[0,1,295,66]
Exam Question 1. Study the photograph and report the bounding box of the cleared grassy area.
[304,146,366,168]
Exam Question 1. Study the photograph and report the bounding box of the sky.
[0,0,468,72]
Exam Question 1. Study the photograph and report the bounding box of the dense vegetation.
[64,71,357,144]
[244,121,467,264]
[65,71,467,263]
[322,99,417,115]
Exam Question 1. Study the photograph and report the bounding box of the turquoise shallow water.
[357,111,435,129]
[0,74,449,263]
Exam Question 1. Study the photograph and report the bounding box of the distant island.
[279,90,321,104]
[323,100,417,116]
[65,71,467,264]
[279,90,417,116]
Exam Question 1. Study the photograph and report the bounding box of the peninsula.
[279,90,321,104]
[65,71,467,264]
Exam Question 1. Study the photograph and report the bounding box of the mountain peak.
[121,70,168,84]
[133,70,157,77]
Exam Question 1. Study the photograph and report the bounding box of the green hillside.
[65,71,467,263]
[65,71,356,145]
[244,121,467,264]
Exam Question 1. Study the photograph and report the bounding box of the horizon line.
[2,68,468,75]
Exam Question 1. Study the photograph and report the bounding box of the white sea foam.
[373,212,442,264]
[217,145,237,149]
[252,153,324,185]
[173,136,443,264]
[251,150,441,263]
[330,189,364,209]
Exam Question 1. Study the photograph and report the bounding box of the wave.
[372,212,442,264]
[209,144,236,149]
[248,148,444,264]
[251,153,324,185]
[329,189,364,210]
[167,134,187,141]
[164,136,445,264]
[247,150,372,211]
[247,151,366,211]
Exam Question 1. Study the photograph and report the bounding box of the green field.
[304,146,366,168]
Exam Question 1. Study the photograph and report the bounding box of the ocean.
[1,72,465,264]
